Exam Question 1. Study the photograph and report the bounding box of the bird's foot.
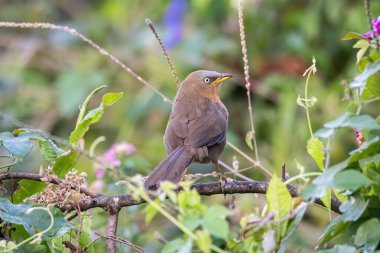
[219,173,228,195]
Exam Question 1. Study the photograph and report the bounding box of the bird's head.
[179,70,233,101]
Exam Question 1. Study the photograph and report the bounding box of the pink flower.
[92,141,136,180]
[362,16,380,39]
[354,128,365,146]
[112,141,136,156]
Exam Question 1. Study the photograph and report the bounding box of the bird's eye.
[204,77,210,84]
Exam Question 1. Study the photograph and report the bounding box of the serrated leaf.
[70,91,124,146]
[38,138,64,164]
[245,131,253,150]
[266,174,292,241]
[52,149,80,178]
[307,137,325,170]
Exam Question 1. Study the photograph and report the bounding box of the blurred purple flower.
[362,16,380,39]
[93,141,136,180]
[163,0,187,49]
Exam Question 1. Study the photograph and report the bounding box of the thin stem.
[218,160,254,181]
[356,88,362,115]
[324,134,333,169]
[0,22,172,103]
[4,207,55,252]
[145,19,181,87]
[364,0,379,50]
[304,69,314,137]
[129,184,228,253]
[284,172,322,185]
[227,141,272,177]
[363,96,380,104]
[238,0,259,161]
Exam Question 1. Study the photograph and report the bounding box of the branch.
[0,172,99,198]
[0,172,341,214]
[106,210,119,253]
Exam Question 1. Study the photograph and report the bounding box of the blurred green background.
[1,0,380,252]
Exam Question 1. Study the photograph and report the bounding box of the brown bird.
[144,70,232,190]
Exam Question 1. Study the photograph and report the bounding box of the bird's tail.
[144,146,194,190]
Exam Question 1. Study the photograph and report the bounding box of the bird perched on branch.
[144,70,232,190]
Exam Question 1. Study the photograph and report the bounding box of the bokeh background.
[1,0,380,252]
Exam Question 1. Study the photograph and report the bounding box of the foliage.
[0,0,380,252]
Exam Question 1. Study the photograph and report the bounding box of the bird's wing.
[184,100,227,148]
[166,98,227,150]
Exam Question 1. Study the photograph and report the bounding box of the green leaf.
[202,206,229,240]
[278,203,307,253]
[52,149,80,178]
[341,32,366,41]
[354,218,380,253]
[0,132,33,159]
[318,215,347,246]
[343,115,380,130]
[181,213,201,231]
[0,129,64,163]
[49,213,94,253]
[0,198,72,239]
[333,170,372,191]
[13,149,79,203]
[324,113,380,130]
[307,137,325,171]
[321,188,331,219]
[349,137,380,163]
[69,91,124,146]
[204,205,229,219]
[361,71,380,100]
[317,245,357,253]
[195,230,211,253]
[38,138,64,164]
[76,85,107,128]
[324,113,352,128]
[340,197,368,221]
[245,131,253,150]
[353,40,370,64]
[314,127,335,139]
[12,180,46,204]
[266,174,292,241]
[162,238,192,253]
[350,59,380,89]
[145,199,159,224]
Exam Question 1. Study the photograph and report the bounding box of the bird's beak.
[211,73,233,85]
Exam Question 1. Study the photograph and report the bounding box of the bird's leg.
[213,161,227,192]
